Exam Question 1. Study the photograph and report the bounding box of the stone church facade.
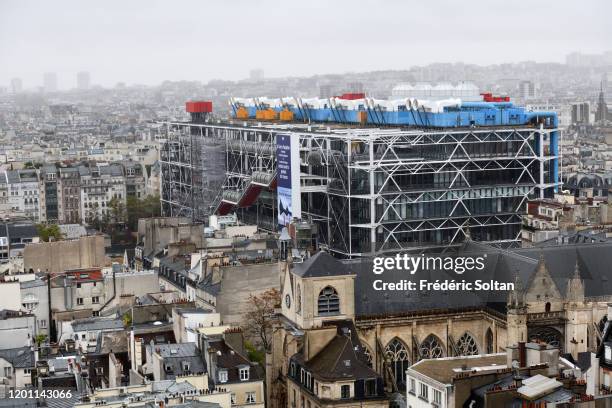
[267,243,612,407]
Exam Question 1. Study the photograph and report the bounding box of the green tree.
[122,312,132,328]
[36,224,63,242]
[86,203,102,231]
[35,334,47,347]
[109,196,126,226]
[125,194,161,231]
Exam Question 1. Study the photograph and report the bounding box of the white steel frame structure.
[159,123,225,222]
[160,121,559,258]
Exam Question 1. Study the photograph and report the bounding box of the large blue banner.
[277,134,292,227]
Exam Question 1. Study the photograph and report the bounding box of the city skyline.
[1,0,610,88]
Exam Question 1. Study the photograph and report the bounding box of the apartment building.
[80,163,126,223]
[39,164,59,223]
[58,166,82,224]
[124,160,147,199]
[2,161,148,225]
[6,169,40,222]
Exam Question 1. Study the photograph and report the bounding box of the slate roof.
[146,342,206,378]
[293,251,352,278]
[0,346,35,368]
[347,241,612,317]
[208,339,264,384]
[286,241,612,318]
[293,335,378,381]
[72,318,124,332]
[153,343,198,358]
[4,222,38,240]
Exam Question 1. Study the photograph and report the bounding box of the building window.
[528,327,563,352]
[419,383,428,401]
[385,338,410,390]
[456,332,479,356]
[218,370,228,383]
[341,384,350,399]
[231,393,236,405]
[239,367,249,381]
[290,362,296,378]
[4,367,12,377]
[409,378,416,395]
[246,392,256,404]
[76,283,81,288]
[486,328,494,354]
[92,296,100,304]
[433,389,442,405]
[38,319,47,328]
[76,298,84,305]
[419,334,444,359]
[92,311,99,317]
[365,378,377,397]
[317,286,340,316]
[296,284,302,315]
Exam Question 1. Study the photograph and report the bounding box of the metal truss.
[160,121,559,257]
[159,123,225,222]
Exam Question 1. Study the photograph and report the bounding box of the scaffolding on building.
[159,123,225,223]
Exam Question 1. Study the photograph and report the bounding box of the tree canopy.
[36,224,63,242]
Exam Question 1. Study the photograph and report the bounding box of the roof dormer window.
[239,367,249,381]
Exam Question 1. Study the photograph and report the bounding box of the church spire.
[508,269,525,310]
[566,259,585,302]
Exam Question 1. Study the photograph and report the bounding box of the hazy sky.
[1,0,610,89]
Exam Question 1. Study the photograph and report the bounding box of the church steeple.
[508,269,525,310]
[566,259,585,302]
[523,251,562,302]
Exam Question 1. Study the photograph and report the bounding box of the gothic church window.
[529,327,563,352]
[456,332,479,356]
[385,338,410,390]
[486,328,494,354]
[420,334,444,359]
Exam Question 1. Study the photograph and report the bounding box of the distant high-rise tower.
[77,71,91,90]
[43,72,58,92]
[10,78,22,94]
[571,102,590,125]
[595,82,610,124]
[519,80,536,100]
[346,81,365,94]
[319,84,334,98]
[249,69,264,82]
